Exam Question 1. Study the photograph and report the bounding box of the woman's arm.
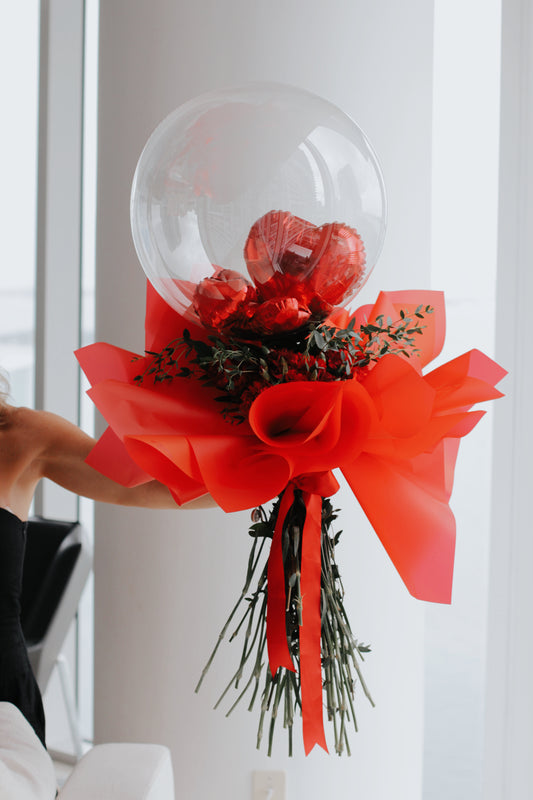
[32,409,215,509]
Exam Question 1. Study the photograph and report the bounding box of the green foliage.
[134,306,434,398]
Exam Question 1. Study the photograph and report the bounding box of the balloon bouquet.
[77,83,505,756]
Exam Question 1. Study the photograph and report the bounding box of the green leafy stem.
[133,306,434,405]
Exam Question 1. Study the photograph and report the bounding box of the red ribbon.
[299,491,327,754]
[267,472,339,754]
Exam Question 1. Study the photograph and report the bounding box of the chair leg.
[56,653,84,760]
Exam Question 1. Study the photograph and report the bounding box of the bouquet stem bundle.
[195,492,373,756]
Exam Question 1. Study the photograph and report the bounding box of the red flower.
[193,267,311,335]
[239,380,267,412]
[193,268,255,331]
[248,297,311,335]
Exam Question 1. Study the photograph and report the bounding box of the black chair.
[21,516,93,758]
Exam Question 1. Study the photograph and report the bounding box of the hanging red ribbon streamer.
[299,491,328,754]
[266,474,338,754]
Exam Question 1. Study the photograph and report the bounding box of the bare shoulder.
[8,406,70,441]
[33,409,95,454]
[1,406,46,446]
[5,406,94,459]
[9,405,49,428]
[20,407,76,432]
[0,407,54,493]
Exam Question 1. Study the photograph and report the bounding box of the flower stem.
[196,495,373,755]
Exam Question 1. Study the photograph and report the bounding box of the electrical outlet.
[252,770,286,800]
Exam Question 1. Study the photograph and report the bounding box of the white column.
[425,2,501,797]
[35,0,85,521]
[34,0,87,754]
[94,2,434,798]
[483,0,533,797]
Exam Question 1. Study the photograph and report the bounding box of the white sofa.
[0,703,175,800]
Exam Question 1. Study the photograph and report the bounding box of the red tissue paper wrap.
[76,283,505,754]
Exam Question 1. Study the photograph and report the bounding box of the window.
[0,0,99,755]
[0,2,39,407]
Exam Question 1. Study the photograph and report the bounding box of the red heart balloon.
[244,210,366,313]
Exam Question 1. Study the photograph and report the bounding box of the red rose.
[193,268,255,331]
[247,297,311,336]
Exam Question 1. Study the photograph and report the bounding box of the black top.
[0,507,46,746]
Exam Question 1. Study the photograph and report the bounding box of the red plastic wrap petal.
[123,434,208,505]
[361,355,435,437]
[76,342,144,386]
[425,349,506,412]
[342,444,458,603]
[189,436,291,512]
[85,426,153,487]
[248,379,374,476]
[88,378,244,439]
[366,291,446,367]
[145,281,207,351]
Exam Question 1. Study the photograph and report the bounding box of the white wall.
[93,2,435,798]
[425,1,501,797]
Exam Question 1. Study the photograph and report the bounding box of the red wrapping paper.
[76,284,506,753]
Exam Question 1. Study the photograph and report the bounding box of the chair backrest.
[21,517,93,692]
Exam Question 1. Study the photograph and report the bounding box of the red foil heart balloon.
[244,210,366,314]
[193,212,366,335]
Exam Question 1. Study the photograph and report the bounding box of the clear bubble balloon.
[131,82,387,324]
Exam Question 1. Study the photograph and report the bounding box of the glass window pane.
[0,3,40,406]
